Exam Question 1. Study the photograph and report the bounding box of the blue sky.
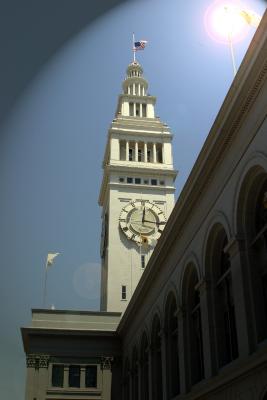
[0,0,266,398]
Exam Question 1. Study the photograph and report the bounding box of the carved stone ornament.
[101,356,113,370]
[26,354,50,369]
[39,355,50,368]
[26,354,37,368]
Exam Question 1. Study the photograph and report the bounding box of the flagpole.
[43,258,48,308]
[133,32,136,63]
[228,31,237,76]
[224,6,237,77]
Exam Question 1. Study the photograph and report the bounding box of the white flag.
[46,253,60,268]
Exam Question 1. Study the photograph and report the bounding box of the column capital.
[39,355,50,368]
[195,278,210,295]
[101,356,113,370]
[224,235,246,257]
[26,354,49,369]
[26,354,38,368]
[175,305,185,318]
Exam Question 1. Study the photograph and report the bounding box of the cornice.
[118,13,267,336]
[99,165,177,205]
[106,164,178,176]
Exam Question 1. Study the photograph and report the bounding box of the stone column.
[126,141,129,161]
[153,143,156,163]
[159,329,167,400]
[144,142,147,163]
[148,344,153,400]
[137,360,142,400]
[135,142,138,162]
[134,103,136,117]
[176,306,189,394]
[195,279,216,378]
[101,357,113,400]
[37,355,50,400]
[64,365,68,388]
[80,366,86,388]
[225,236,254,356]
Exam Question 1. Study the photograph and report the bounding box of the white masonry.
[99,61,177,312]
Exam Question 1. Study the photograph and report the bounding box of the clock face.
[119,200,166,244]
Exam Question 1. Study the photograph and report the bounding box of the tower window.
[147,149,151,162]
[122,285,127,300]
[69,366,80,388]
[135,178,141,184]
[141,255,145,269]
[127,177,133,184]
[129,102,134,116]
[142,104,147,117]
[85,366,97,388]
[159,180,165,186]
[151,179,157,186]
[138,149,142,162]
[144,179,149,185]
[129,148,133,161]
[119,177,124,183]
[52,365,64,387]
[136,103,140,117]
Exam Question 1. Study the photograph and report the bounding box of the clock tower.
[99,61,177,312]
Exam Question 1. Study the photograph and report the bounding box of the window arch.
[140,332,149,400]
[182,264,204,386]
[131,347,139,400]
[237,167,267,342]
[206,225,238,368]
[151,314,163,400]
[164,292,180,398]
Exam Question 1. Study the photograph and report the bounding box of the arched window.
[242,175,267,342]
[183,265,204,386]
[140,333,149,400]
[123,358,130,400]
[151,315,163,400]
[132,347,139,400]
[209,228,238,367]
[165,293,180,398]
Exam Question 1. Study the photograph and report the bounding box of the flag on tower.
[46,253,60,268]
[134,40,148,50]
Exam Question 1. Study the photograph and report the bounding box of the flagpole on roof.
[42,252,60,308]
[43,256,49,308]
[133,32,136,62]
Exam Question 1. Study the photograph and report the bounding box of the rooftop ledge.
[29,309,121,331]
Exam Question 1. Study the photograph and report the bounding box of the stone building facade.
[21,11,267,400]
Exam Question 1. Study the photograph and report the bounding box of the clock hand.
[143,220,166,225]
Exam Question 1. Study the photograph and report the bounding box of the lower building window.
[85,366,97,388]
[159,180,165,186]
[141,255,145,269]
[122,285,127,300]
[119,177,124,183]
[127,177,133,184]
[151,179,157,185]
[135,178,141,184]
[69,365,80,388]
[52,365,64,387]
[144,179,149,185]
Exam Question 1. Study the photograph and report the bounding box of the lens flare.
[204,0,249,44]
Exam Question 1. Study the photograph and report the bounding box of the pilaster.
[195,278,216,378]
[176,306,189,394]
[225,236,254,356]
